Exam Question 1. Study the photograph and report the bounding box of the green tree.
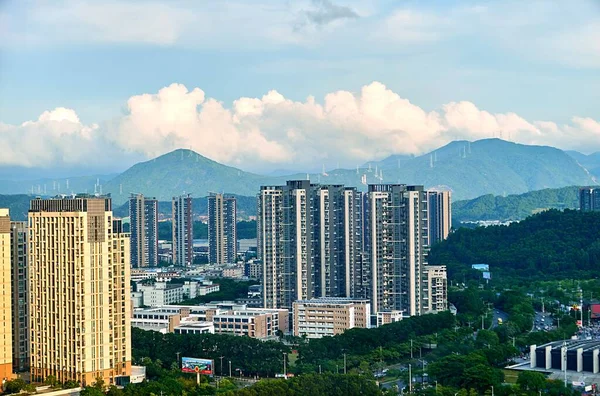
[517,371,547,392]
[3,378,26,394]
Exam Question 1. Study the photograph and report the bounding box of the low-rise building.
[293,298,371,339]
[377,311,404,327]
[131,303,288,339]
[173,321,215,335]
[138,282,184,306]
[222,266,244,279]
[423,265,448,313]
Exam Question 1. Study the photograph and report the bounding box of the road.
[532,310,555,333]
[490,309,509,329]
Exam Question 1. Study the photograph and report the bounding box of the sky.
[0,0,599,174]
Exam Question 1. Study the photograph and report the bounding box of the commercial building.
[257,181,364,310]
[529,340,600,374]
[28,196,131,386]
[129,193,158,267]
[365,184,429,316]
[580,187,600,212]
[172,194,193,266]
[0,209,13,380]
[427,190,452,245]
[10,220,28,372]
[293,298,371,338]
[208,194,237,264]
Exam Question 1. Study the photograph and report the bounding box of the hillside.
[429,209,600,279]
[0,195,32,221]
[113,195,257,219]
[102,149,275,205]
[452,186,580,222]
[566,150,600,178]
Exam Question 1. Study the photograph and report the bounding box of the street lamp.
[229,360,232,378]
[283,353,287,376]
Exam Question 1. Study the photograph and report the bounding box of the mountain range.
[0,139,597,206]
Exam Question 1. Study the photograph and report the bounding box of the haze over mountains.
[0,139,597,206]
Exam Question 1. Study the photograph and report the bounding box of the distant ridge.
[0,139,596,205]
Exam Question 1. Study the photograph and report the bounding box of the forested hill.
[452,186,580,223]
[429,209,600,279]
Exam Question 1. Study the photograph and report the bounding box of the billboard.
[181,357,214,375]
[591,303,600,319]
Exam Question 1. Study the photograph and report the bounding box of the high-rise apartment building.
[172,194,193,266]
[427,190,452,245]
[28,196,131,386]
[258,181,364,309]
[0,209,13,380]
[208,194,237,264]
[257,186,284,309]
[580,187,600,212]
[129,193,158,267]
[365,184,428,316]
[10,221,28,372]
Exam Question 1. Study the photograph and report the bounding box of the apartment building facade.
[28,196,131,386]
[10,220,28,372]
[208,194,237,264]
[172,194,193,266]
[129,193,158,267]
[0,209,13,380]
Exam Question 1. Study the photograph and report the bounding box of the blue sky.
[0,0,599,172]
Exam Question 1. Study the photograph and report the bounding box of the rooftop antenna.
[361,174,367,186]
[306,173,309,180]
[375,165,378,175]
[356,165,359,175]
[430,154,434,168]
[66,179,70,189]
[434,151,437,162]
[379,169,383,181]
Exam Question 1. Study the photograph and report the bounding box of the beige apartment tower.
[28,196,131,386]
[0,209,13,380]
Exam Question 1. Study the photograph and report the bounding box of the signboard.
[591,303,600,319]
[181,357,214,375]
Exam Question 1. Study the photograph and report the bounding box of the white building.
[293,298,371,339]
[138,282,184,307]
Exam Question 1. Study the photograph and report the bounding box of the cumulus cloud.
[2,82,600,171]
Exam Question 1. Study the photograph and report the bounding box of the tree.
[44,375,60,388]
[517,371,547,392]
[3,378,26,394]
[80,386,105,396]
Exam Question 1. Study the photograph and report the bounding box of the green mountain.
[355,139,596,200]
[429,209,600,279]
[1,139,596,206]
[102,149,278,205]
[452,186,581,222]
[566,150,600,178]
[0,195,32,221]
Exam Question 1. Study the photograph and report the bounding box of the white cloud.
[2,82,599,170]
